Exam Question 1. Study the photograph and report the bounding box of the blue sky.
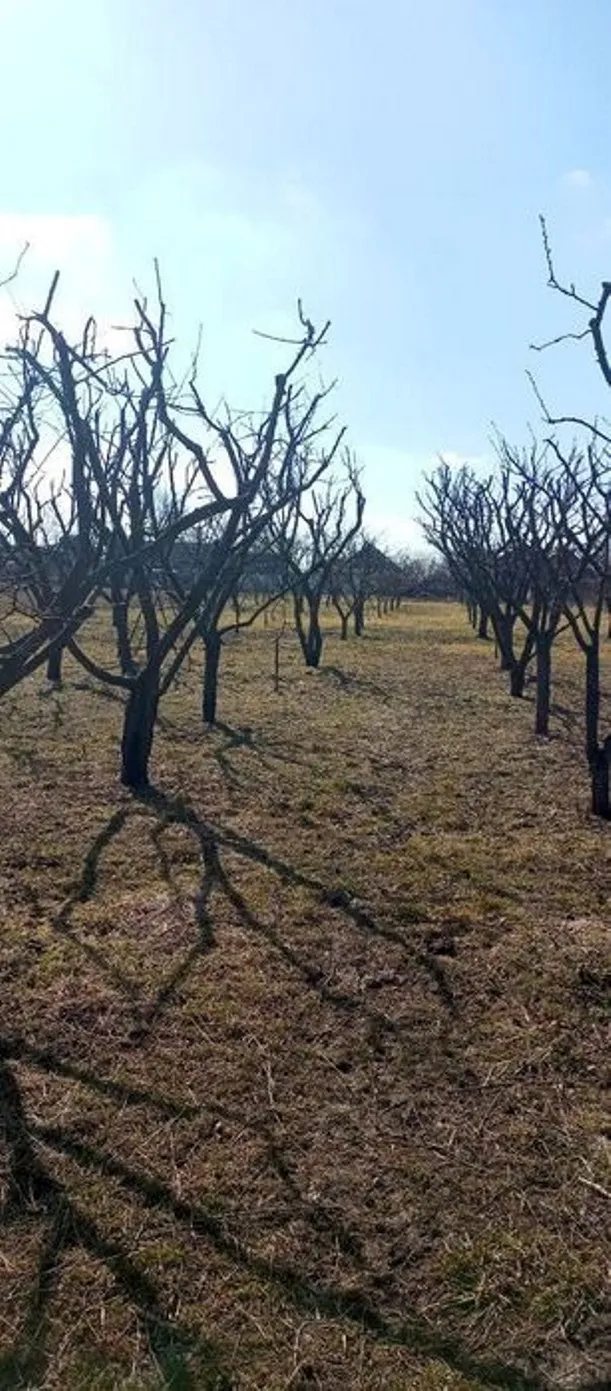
[0,0,610,546]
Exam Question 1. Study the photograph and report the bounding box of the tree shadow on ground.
[46,790,456,1041]
[0,1050,231,1389]
[0,1036,564,1391]
[316,665,392,703]
[0,790,585,1390]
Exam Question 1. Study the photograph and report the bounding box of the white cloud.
[562,168,592,189]
[0,210,120,346]
[438,449,471,467]
[0,212,111,262]
[365,511,428,553]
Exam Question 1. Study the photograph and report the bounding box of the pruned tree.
[543,442,611,812]
[529,215,611,446]
[419,462,537,696]
[528,218,611,812]
[43,285,341,786]
[272,459,365,668]
[329,535,378,638]
[157,515,285,728]
[491,439,573,736]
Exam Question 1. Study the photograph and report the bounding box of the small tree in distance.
[272,459,365,668]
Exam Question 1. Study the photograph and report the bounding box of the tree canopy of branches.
[419,435,611,814]
[271,459,365,668]
[0,277,347,787]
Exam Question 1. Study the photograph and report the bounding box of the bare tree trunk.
[46,641,63,684]
[591,739,611,817]
[112,592,136,676]
[305,605,323,667]
[585,643,600,765]
[202,630,222,726]
[477,608,490,640]
[120,673,159,789]
[297,601,323,667]
[509,660,527,697]
[354,596,365,637]
[535,632,552,735]
[331,597,350,639]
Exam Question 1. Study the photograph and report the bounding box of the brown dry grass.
[0,602,609,1391]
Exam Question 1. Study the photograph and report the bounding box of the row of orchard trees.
[0,269,448,789]
[420,224,611,816]
[420,441,611,811]
[0,273,359,787]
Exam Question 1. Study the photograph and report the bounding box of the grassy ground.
[0,602,609,1390]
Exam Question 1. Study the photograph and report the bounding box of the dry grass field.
[0,602,609,1390]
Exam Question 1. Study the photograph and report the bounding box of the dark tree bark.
[354,596,365,636]
[509,660,527,697]
[331,595,352,640]
[120,673,159,789]
[295,594,323,668]
[585,643,600,765]
[202,630,222,725]
[112,588,137,676]
[591,738,611,818]
[46,642,63,684]
[535,632,552,736]
[494,611,516,671]
[477,607,490,640]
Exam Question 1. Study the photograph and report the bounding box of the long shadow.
[206,720,307,791]
[36,791,455,1086]
[0,1031,363,1265]
[138,800,411,1042]
[318,665,392,702]
[51,805,144,1012]
[0,1044,554,1389]
[2,816,606,1389]
[0,1058,231,1390]
[25,1109,551,1391]
[5,798,543,1383]
[48,803,220,1036]
[139,789,456,1017]
[132,784,459,1023]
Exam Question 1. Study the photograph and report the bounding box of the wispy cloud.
[0,210,119,344]
[562,168,593,189]
[365,511,427,553]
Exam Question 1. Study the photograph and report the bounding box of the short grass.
[0,602,609,1390]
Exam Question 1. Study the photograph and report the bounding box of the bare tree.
[55,288,340,785]
[543,442,611,812]
[529,216,611,445]
[157,516,285,727]
[0,284,110,695]
[329,536,378,639]
[419,463,536,696]
[272,460,365,668]
[491,439,573,736]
